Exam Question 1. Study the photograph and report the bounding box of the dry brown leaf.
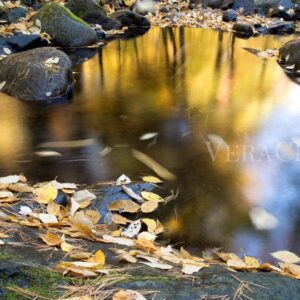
[0,232,9,238]
[141,201,158,213]
[47,201,61,216]
[69,251,92,260]
[112,214,132,225]
[39,213,58,224]
[102,235,135,246]
[0,191,14,199]
[40,231,62,246]
[155,220,164,234]
[227,257,247,269]
[244,256,260,269]
[135,238,158,252]
[61,241,73,253]
[113,249,138,264]
[137,231,156,241]
[8,183,33,193]
[108,200,140,213]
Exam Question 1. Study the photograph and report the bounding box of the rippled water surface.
[1,28,300,259]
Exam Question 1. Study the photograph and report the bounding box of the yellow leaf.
[69,251,92,260]
[244,256,260,268]
[94,250,105,265]
[8,183,33,193]
[141,201,158,213]
[39,213,58,224]
[113,289,146,300]
[271,251,300,264]
[47,201,61,216]
[40,231,62,246]
[137,231,156,241]
[112,214,132,225]
[85,210,101,225]
[141,191,164,203]
[61,241,73,253]
[155,220,164,234]
[135,238,158,252]
[108,200,140,213]
[142,176,163,184]
[0,232,9,238]
[142,218,157,233]
[35,184,58,204]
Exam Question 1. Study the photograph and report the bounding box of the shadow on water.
[1,28,300,258]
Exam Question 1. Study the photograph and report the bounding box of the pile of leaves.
[2,173,300,299]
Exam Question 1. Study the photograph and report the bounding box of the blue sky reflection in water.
[0,28,300,259]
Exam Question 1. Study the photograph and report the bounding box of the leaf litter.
[1,173,300,299]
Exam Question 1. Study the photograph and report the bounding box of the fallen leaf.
[0,232,9,238]
[40,231,62,246]
[271,251,300,264]
[141,191,164,203]
[0,191,14,198]
[141,261,173,270]
[112,214,132,225]
[135,238,158,252]
[102,235,135,247]
[8,183,33,193]
[39,213,58,224]
[47,201,61,216]
[139,132,158,141]
[113,289,146,300]
[0,175,22,185]
[122,185,144,203]
[113,249,137,263]
[155,220,164,234]
[35,183,58,204]
[69,251,92,260]
[227,257,247,269]
[182,264,203,275]
[244,256,260,269]
[18,206,33,216]
[141,201,158,213]
[142,176,163,184]
[108,200,140,213]
[142,218,157,233]
[122,219,142,238]
[72,190,96,203]
[137,231,156,241]
[61,241,73,253]
[91,250,105,265]
[116,174,131,185]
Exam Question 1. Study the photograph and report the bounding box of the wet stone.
[232,23,254,37]
[267,21,295,34]
[222,9,238,22]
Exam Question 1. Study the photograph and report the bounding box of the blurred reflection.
[0,28,299,257]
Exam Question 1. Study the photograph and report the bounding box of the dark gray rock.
[295,4,300,19]
[222,9,238,21]
[0,34,48,55]
[278,39,300,71]
[268,21,295,34]
[33,3,97,47]
[110,10,150,29]
[232,0,255,14]
[65,0,122,30]
[0,47,73,101]
[233,23,254,37]
[189,0,234,9]
[270,7,295,20]
[6,7,28,23]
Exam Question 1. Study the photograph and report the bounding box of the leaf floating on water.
[113,290,146,300]
[35,183,58,204]
[141,201,158,213]
[72,190,96,202]
[142,176,163,184]
[108,200,140,213]
[8,183,33,193]
[112,214,132,225]
[141,191,164,203]
[142,218,157,233]
[132,149,177,181]
[116,174,131,185]
[137,231,156,241]
[271,251,300,264]
[40,231,62,246]
[122,185,144,203]
[243,47,278,58]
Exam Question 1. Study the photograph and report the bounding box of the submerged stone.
[222,9,238,21]
[110,10,151,29]
[232,23,254,37]
[0,47,73,102]
[34,3,97,47]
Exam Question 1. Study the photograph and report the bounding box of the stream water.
[1,27,300,259]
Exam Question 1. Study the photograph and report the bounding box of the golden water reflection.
[0,27,299,258]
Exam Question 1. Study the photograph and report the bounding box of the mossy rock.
[33,3,97,47]
[0,47,73,101]
[66,0,122,30]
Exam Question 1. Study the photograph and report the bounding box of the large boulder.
[65,0,122,30]
[33,3,97,47]
[0,47,73,101]
[278,39,300,71]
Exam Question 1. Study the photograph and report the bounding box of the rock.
[270,7,295,20]
[268,21,295,34]
[189,0,234,9]
[6,7,28,23]
[279,0,294,9]
[278,39,300,71]
[0,34,48,56]
[131,0,157,15]
[33,3,97,48]
[110,10,150,29]
[295,4,300,19]
[232,23,254,37]
[0,47,73,101]
[222,9,238,21]
[232,0,255,14]
[65,0,122,30]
